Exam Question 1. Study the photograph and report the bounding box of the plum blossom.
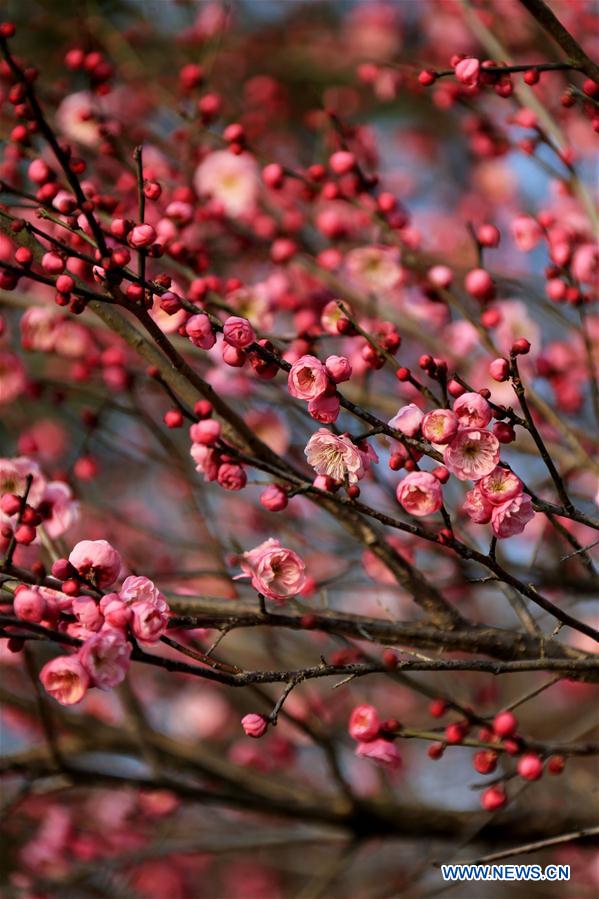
[453,392,492,429]
[421,409,459,445]
[396,471,443,517]
[388,403,424,437]
[288,355,329,400]
[462,484,493,524]
[79,629,132,689]
[355,738,402,771]
[237,538,306,601]
[349,705,380,742]
[491,493,535,538]
[0,456,46,507]
[444,428,500,481]
[345,245,402,292]
[305,429,365,484]
[68,539,122,588]
[193,150,258,218]
[479,467,523,506]
[38,481,79,538]
[40,655,90,705]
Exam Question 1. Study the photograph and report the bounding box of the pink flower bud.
[41,252,65,275]
[241,713,268,738]
[388,403,424,437]
[13,588,46,622]
[100,594,132,629]
[260,484,288,511]
[190,419,221,446]
[217,463,247,490]
[40,654,90,705]
[262,163,284,189]
[517,753,543,781]
[489,357,509,381]
[28,158,52,184]
[465,268,494,301]
[454,57,480,87]
[329,151,355,174]
[428,264,453,288]
[0,493,21,515]
[185,313,216,349]
[349,704,380,742]
[68,539,122,588]
[223,315,255,348]
[325,355,352,383]
[128,223,156,248]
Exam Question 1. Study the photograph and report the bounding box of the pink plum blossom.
[79,629,132,689]
[421,409,459,445]
[193,150,258,218]
[349,705,380,742]
[396,471,443,517]
[479,467,523,506]
[453,392,492,429]
[356,738,402,771]
[40,655,90,705]
[305,429,365,484]
[68,539,122,588]
[388,403,424,437]
[237,538,306,601]
[444,428,500,481]
[288,355,329,400]
[491,493,535,538]
[462,484,493,524]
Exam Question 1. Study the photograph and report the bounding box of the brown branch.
[518,0,599,82]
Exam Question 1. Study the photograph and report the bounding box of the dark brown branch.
[518,0,599,82]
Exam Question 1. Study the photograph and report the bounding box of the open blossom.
[307,393,340,423]
[190,443,220,481]
[79,629,132,690]
[130,601,170,642]
[119,576,169,613]
[396,471,443,517]
[288,355,329,400]
[305,429,365,484]
[0,456,46,507]
[40,655,90,705]
[388,403,424,437]
[68,539,122,588]
[479,467,523,506]
[444,428,500,481]
[421,409,458,445]
[462,484,493,524]
[345,245,402,291]
[491,493,535,538]
[193,150,258,218]
[355,738,402,771]
[39,481,79,539]
[237,538,306,601]
[453,392,492,429]
[349,705,380,742]
[72,596,104,632]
